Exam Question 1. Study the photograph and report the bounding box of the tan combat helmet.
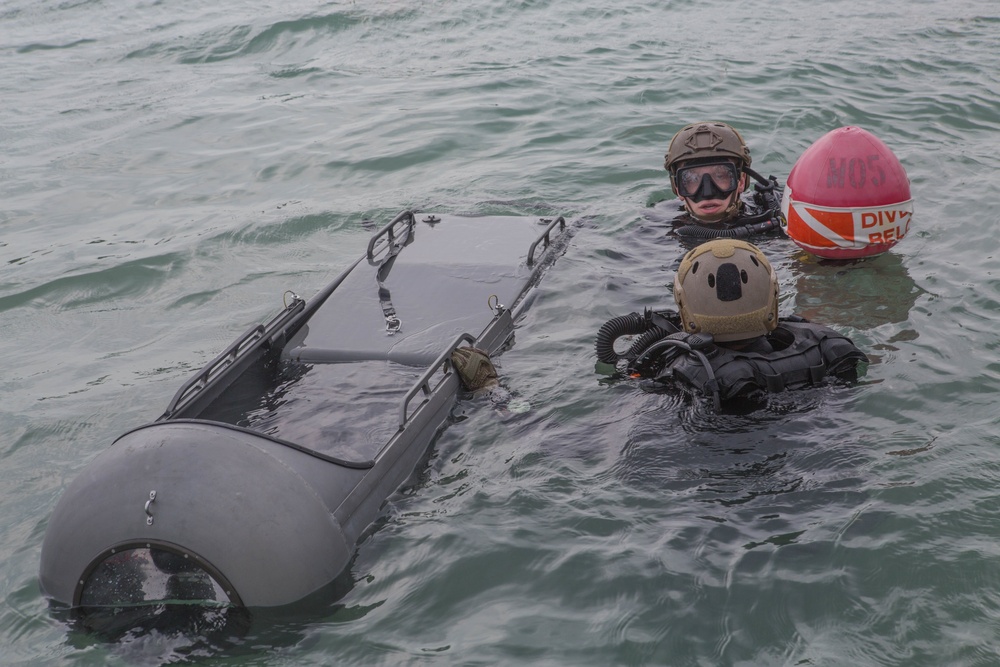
[664,121,752,179]
[673,239,778,342]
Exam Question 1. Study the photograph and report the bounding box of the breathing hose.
[673,217,780,239]
[625,325,674,360]
[597,312,724,411]
[673,168,784,239]
[595,310,680,365]
[595,313,652,365]
[629,337,722,411]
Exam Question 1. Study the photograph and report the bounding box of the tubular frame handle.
[367,210,416,262]
[398,332,477,430]
[526,216,567,267]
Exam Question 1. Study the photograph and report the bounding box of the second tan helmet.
[673,239,778,342]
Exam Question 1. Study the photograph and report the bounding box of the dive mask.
[675,161,740,202]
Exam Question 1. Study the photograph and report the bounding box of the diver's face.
[681,190,740,221]
[675,161,747,223]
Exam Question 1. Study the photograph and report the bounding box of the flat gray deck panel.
[286,215,547,365]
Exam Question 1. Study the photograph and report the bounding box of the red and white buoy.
[782,126,913,260]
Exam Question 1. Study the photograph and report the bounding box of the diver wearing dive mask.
[658,121,785,239]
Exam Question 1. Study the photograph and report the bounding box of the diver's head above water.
[673,238,778,347]
[665,121,751,224]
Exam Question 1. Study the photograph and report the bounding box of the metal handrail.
[367,210,415,262]
[162,295,306,418]
[526,216,567,267]
[397,332,477,430]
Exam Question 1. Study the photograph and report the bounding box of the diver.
[595,239,868,411]
[652,121,786,242]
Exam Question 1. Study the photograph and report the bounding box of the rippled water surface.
[4,0,1000,664]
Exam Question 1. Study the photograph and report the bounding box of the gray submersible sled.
[40,210,567,610]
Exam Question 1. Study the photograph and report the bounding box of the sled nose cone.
[39,422,351,608]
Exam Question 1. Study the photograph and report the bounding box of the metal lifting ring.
[488,294,506,315]
[144,490,156,525]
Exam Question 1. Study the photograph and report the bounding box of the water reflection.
[784,249,923,332]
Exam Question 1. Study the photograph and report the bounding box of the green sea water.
[3,0,1000,664]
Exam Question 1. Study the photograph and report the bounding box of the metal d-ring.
[488,294,506,316]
